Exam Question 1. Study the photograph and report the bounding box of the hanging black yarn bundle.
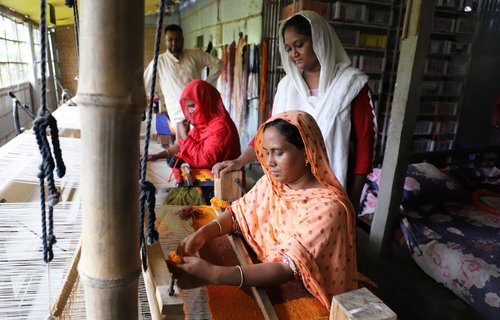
[139,0,167,271]
[35,0,66,263]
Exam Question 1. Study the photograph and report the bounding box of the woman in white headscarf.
[213,11,376,210]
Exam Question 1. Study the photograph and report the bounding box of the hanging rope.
[64,0,80,60]
[34,0,66,264]
[139,0,167,271]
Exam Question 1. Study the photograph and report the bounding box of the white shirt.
[144,49,222,124]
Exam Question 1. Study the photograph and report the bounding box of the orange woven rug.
[199,232,329,319]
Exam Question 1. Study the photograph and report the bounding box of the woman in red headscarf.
[148,80,241,169]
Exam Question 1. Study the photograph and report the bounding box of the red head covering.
[180,79,226,126]
[176,80,241,168]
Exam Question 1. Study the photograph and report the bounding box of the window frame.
[0,13,31,88]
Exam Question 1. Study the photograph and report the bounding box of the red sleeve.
[248,106,273,147]
[249,136,256,147]
[177,121,235,168]
[350,84,375,175]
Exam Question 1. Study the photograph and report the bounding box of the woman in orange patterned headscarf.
[173,110,357,310]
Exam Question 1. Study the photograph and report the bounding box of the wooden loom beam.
[143,263,164,320]
[52,241,81,317]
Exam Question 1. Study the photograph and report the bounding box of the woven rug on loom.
[160,205,260,319]
[197,216,329,319]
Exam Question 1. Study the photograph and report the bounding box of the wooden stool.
[330,287,396,320]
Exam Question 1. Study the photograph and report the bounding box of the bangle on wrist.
[235,265,244,288]
[165,148,170,158]
[212,219,223,236]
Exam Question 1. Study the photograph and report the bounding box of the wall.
[53,1,263,96]
[144,13,180,68]
[55,26,78,97]
[54,12,180,98]
[178,0,263,149]
[180,0,263,50]
[50,2,264,149]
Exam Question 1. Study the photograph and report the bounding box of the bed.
[359,149,500,320]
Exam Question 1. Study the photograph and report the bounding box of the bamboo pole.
[77,0,145,319]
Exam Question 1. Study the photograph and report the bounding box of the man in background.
[144,24,223,126]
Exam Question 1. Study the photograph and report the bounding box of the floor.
[356,228,484,320]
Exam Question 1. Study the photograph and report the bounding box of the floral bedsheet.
[400,202,500,320]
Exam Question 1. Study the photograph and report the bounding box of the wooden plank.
[330,288,396,320]
[369,0,435,255]
[52,240,81,317]
[143,263,165,320]
[214,208,279,320]
[214,170,243,201]
[145,242,184,319]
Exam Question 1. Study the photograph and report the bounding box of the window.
[196,35,204,49]
[0,13,30,88]
[31,24,52,81]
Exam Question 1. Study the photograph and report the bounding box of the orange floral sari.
[230,110,357,310]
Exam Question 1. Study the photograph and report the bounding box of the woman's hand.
[147,149,170,161]
[212,146,257,178]
[212,159,243,178]
[177,119,190,139]
[147,153,159,161]
[170,256,218,289]
[178,228,209,256]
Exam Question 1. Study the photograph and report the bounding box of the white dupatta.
[272,11,369,187]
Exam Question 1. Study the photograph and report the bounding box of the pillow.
[448,167,482,192]
[450,166,500,193]
[365,168,382,191]
[360,163,469,213]
[358,169,382,216]
[359,189,378,216]
[359,168,407,214]
[402,163,469,207]
[365,167,425,197]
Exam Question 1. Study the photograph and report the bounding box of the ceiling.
[0,0,168,26]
